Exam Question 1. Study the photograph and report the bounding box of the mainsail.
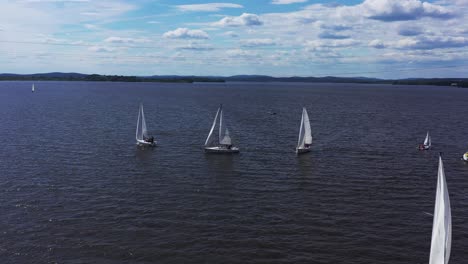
[136,104,148,141]
[424,132,431,147]
[297,111,305,149]
[429,155,452,264]
[205,107,221,146]
[303,108,312,145]
[297,107,312,149]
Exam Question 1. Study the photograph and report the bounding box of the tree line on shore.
[0,73,466,87]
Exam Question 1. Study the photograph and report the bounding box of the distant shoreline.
[0,72,466,87]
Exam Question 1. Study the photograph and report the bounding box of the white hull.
[463,153,468,162]
[205,146,239,153]
[419,145,431,150]
[136,139,157,147]
[296,146,311,154]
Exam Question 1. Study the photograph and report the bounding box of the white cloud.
[163,28,209,39]
[272,0,307,4]
[213,13,263,27]
[104,37,150,43]
[369,39,386,49]
[177,43,214,51]
[396,36,468,49]
[305,39,360,50]
[84,24,98,30]
[176,3,243,12]
[223,31,239,37]
[88,46,115,52]
[397,24,423,36]
[320,23,352,31]
[240,38,276,47]
[318,31,350,39]
[359,0,455,21]
[369,36,468,50]
[226,49,259,58]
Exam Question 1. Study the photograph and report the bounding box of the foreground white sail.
[32,83,35,92]
[429,155,451,264]
[424,132,432,148]
[204,104,239,153]
[136,103,156,147]
[296,107,312,154]
[420,131,431,150]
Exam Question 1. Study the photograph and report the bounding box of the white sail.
[136,104,148,141]
[303,108,312,145]
[429,155,452,264]
[219,106,232,145]
[205,106,221,146]
[424,132,431,147]
[220,128,232,145]
[136,106,141,140]
[141,104,148,138]
[32,84,35,92]
[297,111,305,149]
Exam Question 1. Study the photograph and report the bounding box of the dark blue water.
[1,81,467,263]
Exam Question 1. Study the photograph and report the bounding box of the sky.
[0,0,467,78]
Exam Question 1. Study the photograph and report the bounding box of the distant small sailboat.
[204,104,239,153]
[429,154,451,264]
[296,107,312,154]
[32,83,35,92]
[136,103,156,147]
[419,131,431,150]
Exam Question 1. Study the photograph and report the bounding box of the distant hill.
[0,72,466,87]
[0,72,88,78]
[224,75,387,83]
[391,78,468,87]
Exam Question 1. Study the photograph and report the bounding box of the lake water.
[1,81,468,263]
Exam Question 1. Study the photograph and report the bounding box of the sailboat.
[419,131,431,150]
[296,107,312,154]
[462,151,468,162]
[428,154,451,264]
[136,103,156,147]
[204,104,239,153]
[32,83,35,92]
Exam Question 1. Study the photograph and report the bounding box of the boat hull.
[136,139,157,147]
[296,147,311,154]
[205,146,239,153]
[463,153,468,162]
[418,145,430,151]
